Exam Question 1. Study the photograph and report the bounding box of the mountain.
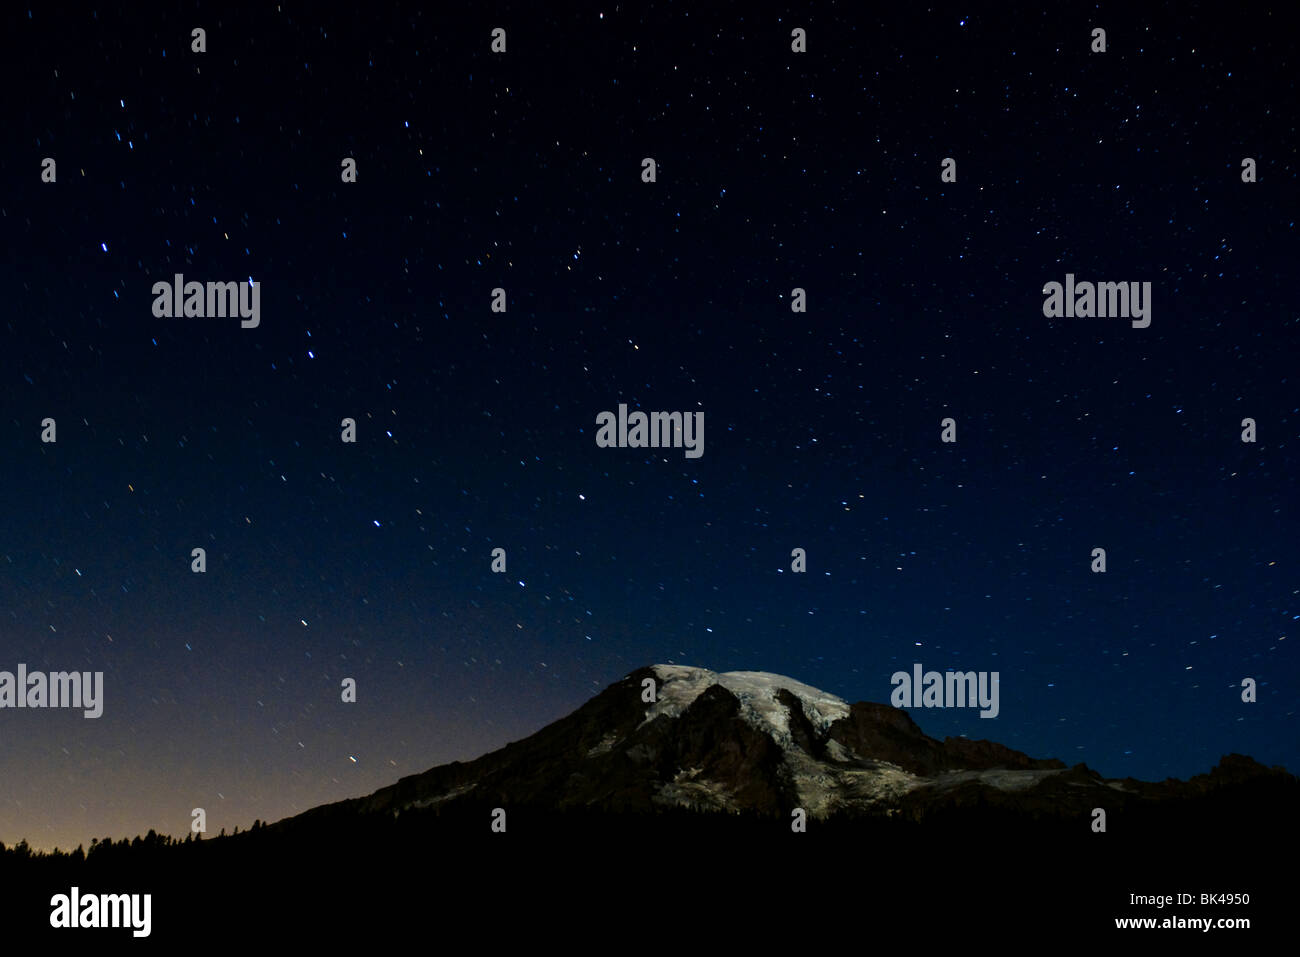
[279,664,1295,830]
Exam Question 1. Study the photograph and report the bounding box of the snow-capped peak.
[646,664,850,750]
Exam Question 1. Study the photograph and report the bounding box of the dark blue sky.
[1,1,1295,851]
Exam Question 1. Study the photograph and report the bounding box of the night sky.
[2,2,1296,853]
